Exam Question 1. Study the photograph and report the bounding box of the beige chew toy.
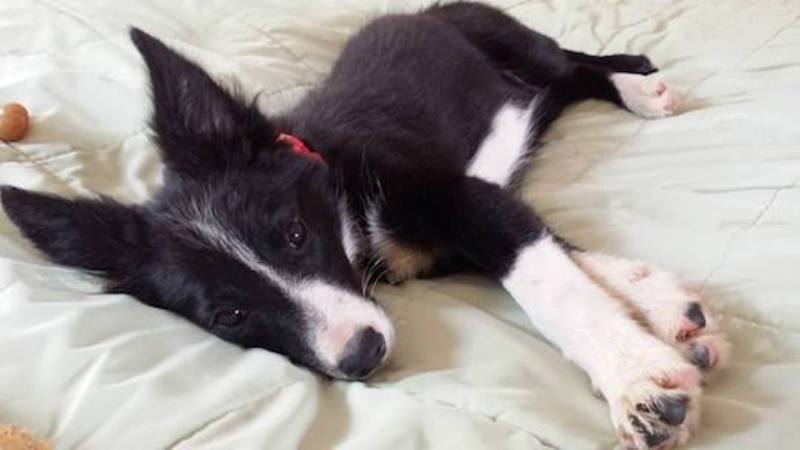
[0,425,50,450]
[0,103,30,142]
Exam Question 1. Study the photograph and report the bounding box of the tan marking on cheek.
[379,238,437,284]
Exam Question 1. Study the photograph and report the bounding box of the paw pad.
[688,343,711,370]
[685,334,727,374]
[611,73,682,119]
[656,396,688,426]
[685,303,706,329]
[613,369,700,450]
[647,80,667,96]
[677,302,706,342]
[628,414,672,448]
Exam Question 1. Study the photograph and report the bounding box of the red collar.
[277,133,325,165]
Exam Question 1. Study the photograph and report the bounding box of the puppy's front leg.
[374,176,704,448]
[573,251,730,377]
[502,235,703,449]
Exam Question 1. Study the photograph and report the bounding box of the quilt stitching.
[164,380,306,449]
[700,175,799,294]
[0,149,82,166]
[369,384,562,449]
[681,12,800,100]
[746,177,798,230]
[227,17,324,79]
[0,141,76,190]
[720,313,800,336]
[0,127,148,183]
[0,35,121,60]
[31,0,132,58]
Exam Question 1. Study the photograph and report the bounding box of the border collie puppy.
[1,2,728,448]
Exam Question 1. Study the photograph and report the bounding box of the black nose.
[338,327,387,380]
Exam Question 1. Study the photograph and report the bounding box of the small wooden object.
[0,425,50,450]
[0,103,30,142]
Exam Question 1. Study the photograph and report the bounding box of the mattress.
[1,0,799,448]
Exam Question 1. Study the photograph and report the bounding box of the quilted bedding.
[2,0,799,448]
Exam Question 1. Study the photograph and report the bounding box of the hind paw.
[611,74,682,119]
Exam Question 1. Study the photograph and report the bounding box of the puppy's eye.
[214,308,248,327]
[286,219,307,249]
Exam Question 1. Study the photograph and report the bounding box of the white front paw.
[608,364,702,450]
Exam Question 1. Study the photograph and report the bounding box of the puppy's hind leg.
[563,50,658,76]
[426,1,572,86]
[427,2,682,119]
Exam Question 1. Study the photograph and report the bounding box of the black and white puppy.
[1,3,728,449]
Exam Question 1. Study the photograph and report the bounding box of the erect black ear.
[130,27,277,176]
[1,186,151,274]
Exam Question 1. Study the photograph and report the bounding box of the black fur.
[1,2,657,377]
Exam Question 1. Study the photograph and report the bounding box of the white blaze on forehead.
[188,217,290,291]
[467,99,537,187]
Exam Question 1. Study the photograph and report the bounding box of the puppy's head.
[0,28,393,380]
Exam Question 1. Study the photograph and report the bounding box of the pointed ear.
[130,28,277,176]
[1,187,151,274]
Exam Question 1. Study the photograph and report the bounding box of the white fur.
[575,252,729,371]
[365,203,385,264]
[188,216,289,290]
[467,100,536,186]
[178,200,394,375]
[339,201,360,264]
[611,73,681,119]
[575,253,700,343]
[501,236,702,448]
[293,279,395,372]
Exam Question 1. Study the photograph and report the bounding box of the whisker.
[362,253,386,296]
[368,267,388,295]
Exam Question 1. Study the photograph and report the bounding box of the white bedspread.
[1,0,799,448]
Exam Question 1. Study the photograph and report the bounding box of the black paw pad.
[629,414,648,434]
[689,343,711,370]
[686,302,706,329]
[656,396,689,426]
[644,428,672,448]
[629,414,672,448]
